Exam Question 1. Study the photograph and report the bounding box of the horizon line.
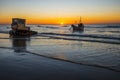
[0,23,120,25]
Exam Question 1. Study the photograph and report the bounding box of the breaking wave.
[34,33,120,44]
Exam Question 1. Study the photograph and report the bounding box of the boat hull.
[71,24,84,31]
[9,30,37,37]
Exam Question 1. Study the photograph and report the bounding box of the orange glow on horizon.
[0,15,120,24]
[60,22,64,25]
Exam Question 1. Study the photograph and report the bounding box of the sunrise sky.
[0,0,120,24]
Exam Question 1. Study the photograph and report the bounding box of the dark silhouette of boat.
[9,18,37,37]
[71,17,84,32]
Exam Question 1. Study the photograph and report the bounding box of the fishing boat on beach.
[9,18,37,37]
[71,17,84,31]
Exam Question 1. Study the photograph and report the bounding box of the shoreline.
[0,46,120,72]
[0,48,120,80]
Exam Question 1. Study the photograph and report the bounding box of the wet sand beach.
[0,48,120,80]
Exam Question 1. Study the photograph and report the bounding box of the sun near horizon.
[0,0,120,25]
[60,22,63,25]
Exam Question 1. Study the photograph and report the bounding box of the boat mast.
[80,17,82,23]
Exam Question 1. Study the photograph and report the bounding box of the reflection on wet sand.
[12,37,30,53]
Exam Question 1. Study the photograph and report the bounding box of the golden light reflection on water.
[0,33,9,38]
[53,54,67,60]
[31,38,76,46]
[58,30,67,34]
[0,39,12,47]
[102,32,113,34]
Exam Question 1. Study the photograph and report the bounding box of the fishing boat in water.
[71,17,84,32]
[9,18,37,37]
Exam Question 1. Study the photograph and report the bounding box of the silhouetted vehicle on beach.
[9,18,37,37]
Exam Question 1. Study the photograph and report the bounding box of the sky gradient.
[0,0,120,24]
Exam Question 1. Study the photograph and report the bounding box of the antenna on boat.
[80,17,82,23]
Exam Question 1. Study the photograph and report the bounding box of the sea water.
[0,24,120,71]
